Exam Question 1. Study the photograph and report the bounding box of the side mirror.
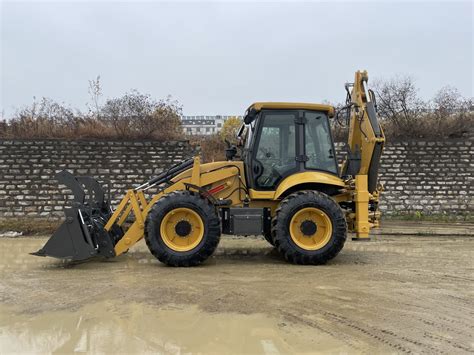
[244,108,258,124]
[225,145,238,161]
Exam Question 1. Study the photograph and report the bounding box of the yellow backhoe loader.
[32,70,385,266]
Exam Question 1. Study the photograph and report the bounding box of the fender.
[274,171,345,199]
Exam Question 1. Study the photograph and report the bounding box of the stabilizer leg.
[353,174,371,241]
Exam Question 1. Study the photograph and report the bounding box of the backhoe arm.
[344,70,385,239]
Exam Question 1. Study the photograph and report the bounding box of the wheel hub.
[160,207,204,252]
[175,220,192,237]
[300,220,317,236]
[289,207,333,251]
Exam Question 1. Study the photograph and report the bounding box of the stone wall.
[0,140,193,219]
[0,138,472,219]
[378,140,472,215]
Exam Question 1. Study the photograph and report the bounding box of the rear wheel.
[145,191,221,266]
[272,191,347,265]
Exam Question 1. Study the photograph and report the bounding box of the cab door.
[246,111,299,190]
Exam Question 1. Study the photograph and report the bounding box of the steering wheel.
[252,159,264,181]
[261,164,281,186]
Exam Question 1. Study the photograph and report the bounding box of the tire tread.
[271,190,347,265]
[145,190,221,267]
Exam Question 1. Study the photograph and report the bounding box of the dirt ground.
[0,234,473,354]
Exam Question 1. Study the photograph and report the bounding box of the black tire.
[145,191,221,266]
[272,191,347,265]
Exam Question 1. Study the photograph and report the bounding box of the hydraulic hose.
[135,158,194,190]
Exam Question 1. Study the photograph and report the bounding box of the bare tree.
[100,91,183,139]
[430,86,473,138]
[433,86,465,115]
[372,76,474,139]
[372,76,426,138]
[88,75,102,119]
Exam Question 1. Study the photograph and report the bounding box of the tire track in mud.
[362,293,473,353]
[395,298,474,337]
[317,309,441,354]
[432,313,474,333]
[281,302,473,354]
[278,306,378,353]
[422,331,473,353]
[419,317,470,340]
[280,308,415,354]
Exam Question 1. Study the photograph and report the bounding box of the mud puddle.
[0,301,348,354]
[1,236,474,353]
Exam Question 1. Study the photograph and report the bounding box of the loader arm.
[105,157,244,256]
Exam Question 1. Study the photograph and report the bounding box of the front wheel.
[145,191,221,266]
[272,191,347,265]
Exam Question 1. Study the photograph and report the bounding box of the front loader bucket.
[31,171,121,261]
[31,207,98,261]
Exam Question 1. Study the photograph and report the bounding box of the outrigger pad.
[31,207,98,261]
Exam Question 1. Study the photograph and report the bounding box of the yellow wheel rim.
[289,207,332,251]
[160,208,204,252]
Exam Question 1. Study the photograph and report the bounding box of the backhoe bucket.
[31,171,122,261]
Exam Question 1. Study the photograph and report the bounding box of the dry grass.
[189,134,227,163]
[381,112,473,141]
[331,111,473,143]
[0,93,184,140]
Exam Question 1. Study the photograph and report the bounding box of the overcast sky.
[1,1,473,117]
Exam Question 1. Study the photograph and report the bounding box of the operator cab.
[240,102,338,191]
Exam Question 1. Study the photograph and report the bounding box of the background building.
[181,115,242,135]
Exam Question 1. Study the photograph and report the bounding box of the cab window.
[304,112,337,174]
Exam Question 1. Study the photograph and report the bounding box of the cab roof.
[248,102,335,118]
